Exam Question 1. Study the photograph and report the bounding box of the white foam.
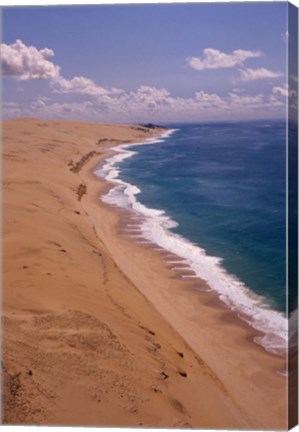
[95,129,289,357]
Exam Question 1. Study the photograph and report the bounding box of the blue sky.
[2,2,293,123]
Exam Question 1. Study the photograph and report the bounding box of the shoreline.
[3,119,287,428]
[94,128,287,359]
[80,127,288,428]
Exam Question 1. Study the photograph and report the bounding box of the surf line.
[95,129,288,358]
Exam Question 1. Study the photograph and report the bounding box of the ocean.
[96,120,289,356]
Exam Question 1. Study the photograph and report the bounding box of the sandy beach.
[2,118,287,428]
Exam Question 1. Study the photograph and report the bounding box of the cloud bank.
[2,40,288,122]
[3,84,287,123]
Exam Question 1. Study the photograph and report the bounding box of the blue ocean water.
[97,120,288,354]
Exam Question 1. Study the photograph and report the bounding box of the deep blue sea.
[97,120,289,355]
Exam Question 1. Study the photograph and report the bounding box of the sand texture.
[2,119,287,428]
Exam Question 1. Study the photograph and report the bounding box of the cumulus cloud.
[195,90,227,108]
[238,67,283,81]
[52,75,123,97]
[1,39,60,80]
[95,85,174,117]
[128,86,171,109]
[1,39,121,98]
[187,48,263,71]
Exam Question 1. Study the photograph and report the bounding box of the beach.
[2,118,287,428]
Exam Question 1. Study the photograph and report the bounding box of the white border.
[1,1,298,432]
[0,0,298,7]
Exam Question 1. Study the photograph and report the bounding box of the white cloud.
[272,85,288,97]
[95,85,174,117]
[187,48,263,71]
[1,39,60,80]
[238,67,283,81]
[128,85,171,108]
[268,84,297,110]
[1,39,122,99]
[52,75,123,97]
[272,84,297,98]
[195,90,227,108]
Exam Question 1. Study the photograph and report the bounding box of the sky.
[1,2,296,123]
